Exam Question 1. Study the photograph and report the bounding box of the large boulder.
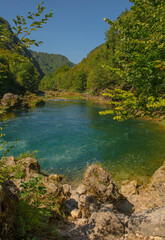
[17,157,40,180]
[150,161,165,185]
[120,161,165,212]
[88,205,125,240]
[149,161,165,204]
[61,205,125,240]
[78,194,101,218]
[83,164,121,203]
[1,93,21,108]
[128,207,165,238]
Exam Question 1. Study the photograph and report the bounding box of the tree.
[0,2,53,94]
[73,70,87,92]
[101,0,165,120]
[10,1,53,49]
[11,61,40,92]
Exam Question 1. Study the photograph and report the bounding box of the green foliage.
[15,200,51,239]
[0,49,17,94]
[0,158,25,183]
[40,0,164,119]
[19,175,47,205]
[39,64,71,90]
[21,92,45,108]
[100,0,165,120]
[0,30,41,94]
[0,1,53,95]
[15,174,60,239]
[15,150,39,161]
[0,125,18,157]
[72,70,87,92]
[0,160,11,184]
[12,164,25,179]
[40,44,113,93]
[31,50,75,75]
[12,1,53,49]
[106,0,165,97]
[99,89,165,121]
[10,59,40,92]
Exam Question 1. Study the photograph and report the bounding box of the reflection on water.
[0,100,165,183]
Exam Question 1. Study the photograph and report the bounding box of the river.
[1,99,165,184]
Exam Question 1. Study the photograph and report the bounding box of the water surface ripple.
[1,100,165,183]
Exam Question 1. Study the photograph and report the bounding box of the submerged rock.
[48,174,64,182]
[35,99,45,107]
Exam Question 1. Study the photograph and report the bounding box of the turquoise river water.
[1,100,165,183]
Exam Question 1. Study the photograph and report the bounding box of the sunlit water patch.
[1,100,165,184]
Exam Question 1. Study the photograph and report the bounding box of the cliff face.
[0,17,44,79]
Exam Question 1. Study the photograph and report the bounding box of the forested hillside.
[39,44,111,92]
[30,50,75,75]
[0,17,44,94]
[40,0,165,119]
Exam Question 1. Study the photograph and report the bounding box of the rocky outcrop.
[120,161,165,212]
[0,157,165,240]
[61,162,165,240]
[149,161,165,204]
[128,207,165,239]
[17,157,40,180]
[0,93,21,108]
[120,180,138,196]
[83,164,122,203]
[0,93,45,117]
[88,204,125,240]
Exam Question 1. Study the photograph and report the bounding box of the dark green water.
[1,100,165,183]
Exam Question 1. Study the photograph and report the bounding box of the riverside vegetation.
[0,0,165,239]
[0,1,54,115]
[1,0,165,121]
[40,0,165,121]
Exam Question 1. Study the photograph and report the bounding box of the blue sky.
[1,0,133,63]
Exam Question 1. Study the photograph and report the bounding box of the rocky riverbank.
[0,93,45,117]
[0,156,164,239]
[45,90,110,104]
[45,90,165,125]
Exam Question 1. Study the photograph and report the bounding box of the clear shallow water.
[1,100,165,183]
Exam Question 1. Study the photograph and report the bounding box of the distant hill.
[30,50,75,75]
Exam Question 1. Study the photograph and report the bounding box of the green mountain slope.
[40,0,165,120]
[0,17,44,94]
[0,17,44,79]
[30,50,75,75]
[39,43,115,93]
